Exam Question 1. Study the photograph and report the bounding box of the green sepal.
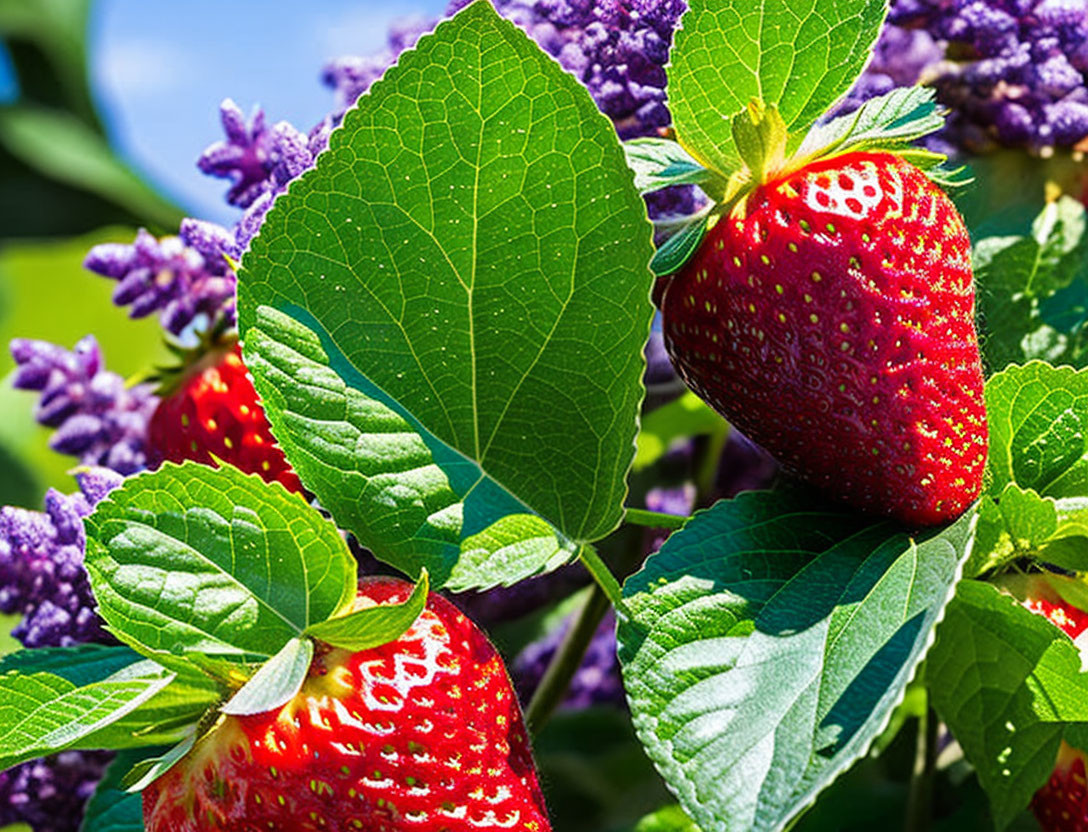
[731,100,788,186]
[121,732,196,792]
[624,138,727,200]
[305,570,429,652]
[650,213,712,278]
[219,636,314,718]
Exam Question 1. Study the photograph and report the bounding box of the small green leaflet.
[633,805,701,832]
[220,637,314,717]
[796,86,946,162]
[617,490,976,832]
[624,138,724,197]
[928,580,1088,829]
[651,213,711,277]
[121,732,196,792]
[634,392,725,472]
[975,197,1088,372]
[84,462,357,679]
[305,570,428,651]
[238,2,655,590]
[668,0,887,176]
[0,658,176,771]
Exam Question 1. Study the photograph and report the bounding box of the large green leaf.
[617,490,976,832]
[238,1,654,590]
[83,462,357,676]
[0,659,176,771]
[975,198,1088,372]
[668,0,887,175]
[0,644,219,752]
[928,580,1088,829]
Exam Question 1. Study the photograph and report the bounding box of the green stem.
[905,700,938,832]
[624,508,689,530]
[524,583,611,735]
[696,420,730,504]
[578,543,625,612]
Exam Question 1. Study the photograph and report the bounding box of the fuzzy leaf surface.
[84,462,356,675]
[669,0,887,175]
[928,579,1088,829]
[238,2,654,591]
[617,490,976,832]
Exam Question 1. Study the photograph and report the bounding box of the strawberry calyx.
[641,86,964,278]
[143,321,240,400]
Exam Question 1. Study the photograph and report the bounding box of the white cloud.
[97,39,191,97]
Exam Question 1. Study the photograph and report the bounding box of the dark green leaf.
[80,749,159,832]
[928,579,1088,829]
[83,462,357,677]
[0,644,143,686]
[305,570,428,652]
[618,490,976,832]
[668,0,887,175]
[975,198,1088,372]
[651,214,710,277]
[219,636,313,717]
[238,2,654,590]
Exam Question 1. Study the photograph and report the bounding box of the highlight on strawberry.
[4,1,1088,831]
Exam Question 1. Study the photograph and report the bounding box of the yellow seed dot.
[811,271,822,283]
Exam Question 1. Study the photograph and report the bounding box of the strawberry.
[660,149,987,526]
[142,577,551,832]
[148,343,302,493]
[1008,574,1088,831]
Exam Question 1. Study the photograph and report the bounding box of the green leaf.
[237,2,654,591]
[633,805,702,832]
[0,644,144,686]
[0,659,177,770]
[83,462,357,677]
[668,0,887,176]
[617,490,976,832]
[121,732,196,792]
[219,636,313,717]
[928,579,1088,829]
[651,214,710,277]
[305,570,428,651]
[975,197,1088,372]
[796,86,946,162]
[985,362,1088,499]
[968,483,1057,577]
[624,138,722,197]
[80,749,159,832]
[634,392,725,472]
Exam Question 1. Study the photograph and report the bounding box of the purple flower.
[83,228,236,336]
[513,609,626,710]
[845,0,1088,152]
[0,468,121,648]
[10,337,157,475]
[0,751,112,832]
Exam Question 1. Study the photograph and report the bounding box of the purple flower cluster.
[83,225,237,337]
[11,337,157,476]
[0,751,113,832]
[848,0,1088,152]
[513,609,626,710]
[0,468,121,648]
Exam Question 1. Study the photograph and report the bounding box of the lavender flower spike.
[83,228,236,336]
[0,750,113,832]
[11,336,157,475]
[0,467,122,648]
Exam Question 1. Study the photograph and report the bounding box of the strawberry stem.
[905,696,939,832]
[578,543,624,611]
[524,583,611,735]
[623,508,689,531]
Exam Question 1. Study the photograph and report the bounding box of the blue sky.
[89,0,449,224]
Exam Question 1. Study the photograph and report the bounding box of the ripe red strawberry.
[661,150,987,526]
[1009,574,1088,832]
[142,577,551,832]
[148,343,302,493]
